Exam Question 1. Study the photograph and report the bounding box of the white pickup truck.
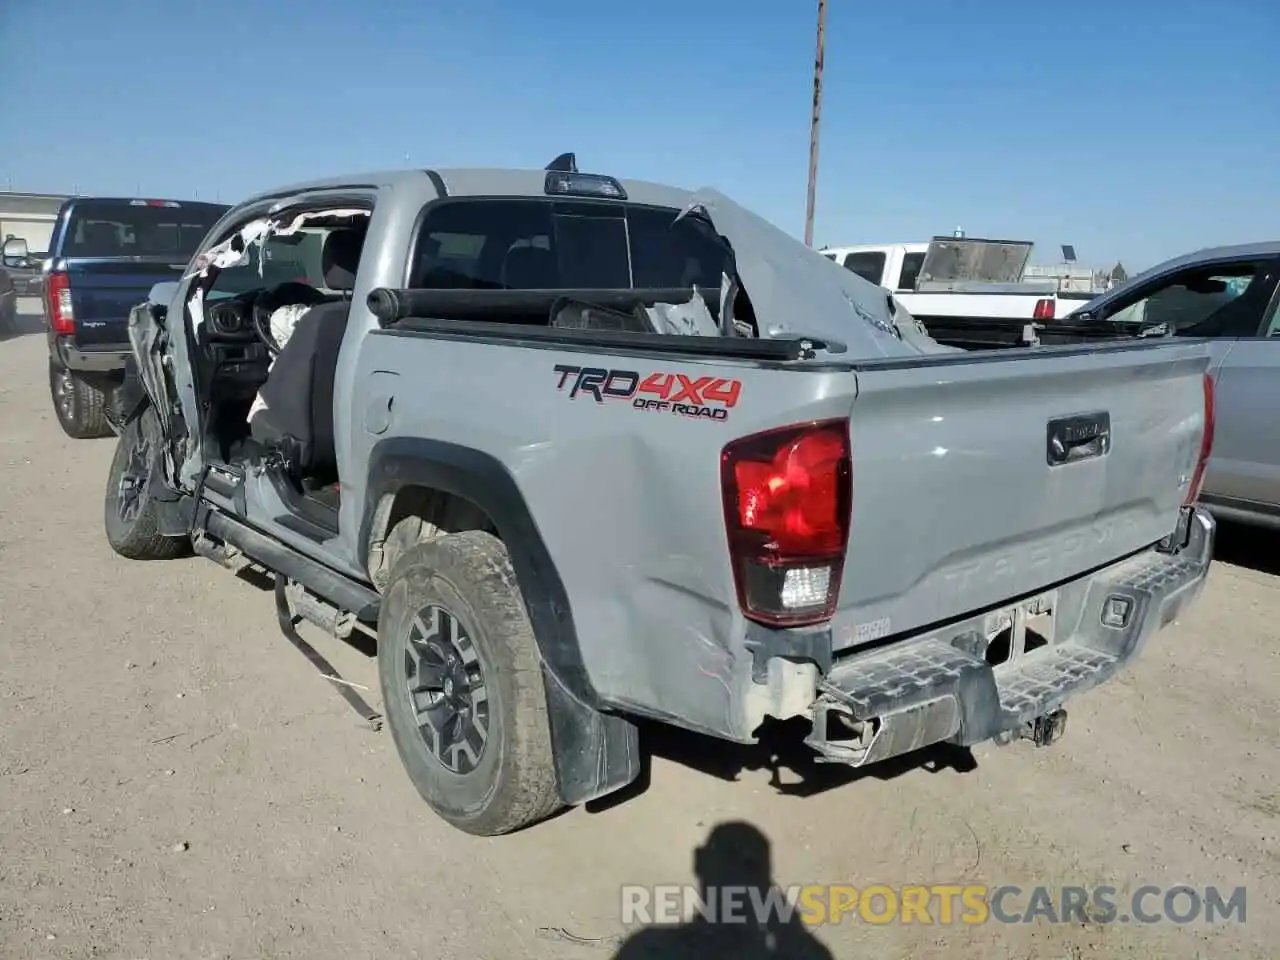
[821,237,1098,331]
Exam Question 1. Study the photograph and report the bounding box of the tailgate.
[838,339,1210,645]
[64,259,186,346]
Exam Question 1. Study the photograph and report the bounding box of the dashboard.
[201,293,270,393]
[205,297,255,339]
[199,283,333,394]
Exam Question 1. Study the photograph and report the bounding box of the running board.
[192,504,380,622]
[273,575,382,732]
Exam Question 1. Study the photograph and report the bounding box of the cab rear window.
[409,198,729,291]
[61,200,227,259]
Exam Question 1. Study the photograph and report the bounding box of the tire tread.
[103,414,190,561]
[50,361,113,440]
[379,530,563,836]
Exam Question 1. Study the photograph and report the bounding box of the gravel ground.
[2,322,1277,959]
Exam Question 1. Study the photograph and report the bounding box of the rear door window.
[841,251,886,285]
[409,199,728,290]
[61,200,226,259]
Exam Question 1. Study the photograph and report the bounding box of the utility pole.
[804,0,827,247]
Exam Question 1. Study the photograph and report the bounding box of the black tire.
[377,530,563,836]
[0,298,16,335]
[103,408,190,561]
[49,360,113,439]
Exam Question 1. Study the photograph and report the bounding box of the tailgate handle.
[1047,412,1111,466]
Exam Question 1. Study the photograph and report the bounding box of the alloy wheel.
[403,605,490,775]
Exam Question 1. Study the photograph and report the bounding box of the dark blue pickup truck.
[43,197,228,437]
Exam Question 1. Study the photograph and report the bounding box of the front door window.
[1104,261,1267,337]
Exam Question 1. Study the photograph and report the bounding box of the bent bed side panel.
[346,327,858,739]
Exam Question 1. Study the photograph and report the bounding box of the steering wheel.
[250,281,328,356]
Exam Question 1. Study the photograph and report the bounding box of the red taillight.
[45,271,74,334]
[1184,373,1215,504]
[1033,298,1055,320]
[721,419,852,626]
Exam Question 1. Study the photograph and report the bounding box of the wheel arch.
[359,437,641,807]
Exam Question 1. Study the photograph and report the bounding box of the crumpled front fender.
[124,293,185,486]
[108,355,150,434]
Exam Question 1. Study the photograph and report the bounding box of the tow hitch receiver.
[1027,709,1068,747]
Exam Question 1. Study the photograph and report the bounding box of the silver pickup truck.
[107,158,1216,836]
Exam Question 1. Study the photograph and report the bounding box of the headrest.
[501,246,556,289]
[84,222,121,252]
[322,228,365,292]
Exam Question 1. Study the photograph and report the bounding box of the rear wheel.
[49,360,112,439]
[103,408,190,561]
[377,530,563,836]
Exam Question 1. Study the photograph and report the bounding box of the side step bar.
[193,505,381,623]
[192,504,385,731]
[272,575,383,732]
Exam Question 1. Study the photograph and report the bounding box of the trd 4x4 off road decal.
[553,364,742,422]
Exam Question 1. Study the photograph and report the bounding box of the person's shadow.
[611,821,834,960]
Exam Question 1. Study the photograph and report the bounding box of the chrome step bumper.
[805,506,1214,766]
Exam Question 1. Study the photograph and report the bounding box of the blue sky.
[1,0,1276,270]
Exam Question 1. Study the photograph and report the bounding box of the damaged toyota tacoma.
[106,156,1217,836]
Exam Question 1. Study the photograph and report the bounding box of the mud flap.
[542,665,641,806]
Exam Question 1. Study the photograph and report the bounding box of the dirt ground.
[2,317,1277,960]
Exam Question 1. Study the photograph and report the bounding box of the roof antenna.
[546,152,577,173]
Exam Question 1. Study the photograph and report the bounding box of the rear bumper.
[52,334,130,374]
[803,505,1215,766]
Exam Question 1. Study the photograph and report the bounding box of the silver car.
[1068,242,1280,528]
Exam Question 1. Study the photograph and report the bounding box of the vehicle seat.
[83,222,122,255]
[249,227,365,483]
[501,246,557,289]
